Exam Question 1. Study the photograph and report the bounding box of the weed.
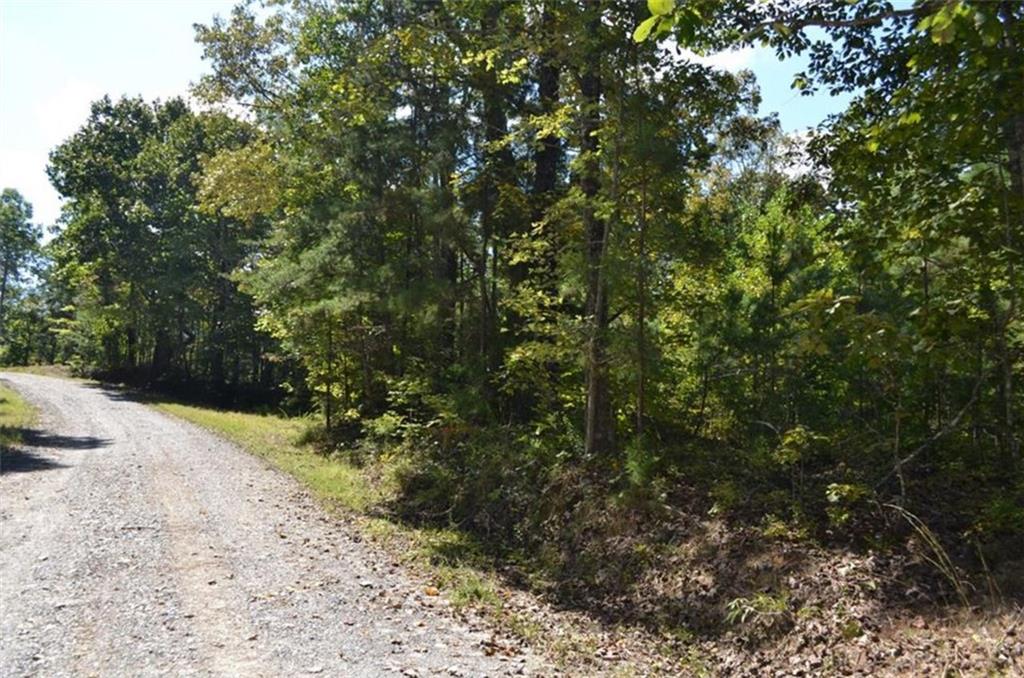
[841,619,863,640]
[725,591,792,636]
[439,567,500,608]
[886,503,970,606]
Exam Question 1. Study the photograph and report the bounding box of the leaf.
[928,8,956,44]
[656,15,676,37]
[647,0,676,16]
[633,15,659,43]
[898,111,922,126]
[977,17,1003,47]
[931,22,956,45]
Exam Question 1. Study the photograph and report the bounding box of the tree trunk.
[479,5,514,377]
[998,2,1022,465]
[1001,3,1024,206]
[580,5,614,457]
[150,329,171,383]
[324,316,334,434]
[631,47,647,441]
[527,5,562,284]
[0,259,9,336]
[636,159,647,440]
[505,11,563,424]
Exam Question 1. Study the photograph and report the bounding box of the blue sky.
[0,0,852,229]
[0,0,237,228]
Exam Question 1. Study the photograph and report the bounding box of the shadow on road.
[82,382,155,404]
[0,447,67,474]
[1,428,112,475]
[20,429,112,451]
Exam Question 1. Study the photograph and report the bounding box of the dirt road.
[0,373,541,677]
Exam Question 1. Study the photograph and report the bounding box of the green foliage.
[22,0,1024,611]
[0,188,44,361]
[44,96,283,402]
[634,0,677,43]
[825,483,870,527]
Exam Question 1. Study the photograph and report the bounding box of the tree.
[0,189,41,339]
[47,96,276,401]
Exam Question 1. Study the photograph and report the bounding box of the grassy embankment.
[154,404,716,673]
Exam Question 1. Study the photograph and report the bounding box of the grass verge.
[152,404,504,598]
[153,401,641,672]
[0,381,37,449]
[0,364,77,380]
[154,403,378,512]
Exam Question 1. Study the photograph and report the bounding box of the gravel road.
[0,373,543,677]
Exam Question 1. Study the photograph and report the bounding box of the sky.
[0,0,852,230]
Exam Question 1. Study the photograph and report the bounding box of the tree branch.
[875,377,983,492]
[742,1,939,42]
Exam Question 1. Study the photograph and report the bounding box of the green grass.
[0,381,36,449]
[154,402,378,512]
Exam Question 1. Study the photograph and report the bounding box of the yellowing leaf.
[633,15,659,43]
[898,111,922,126]
[648,0,676,16]
[932,22,956,44]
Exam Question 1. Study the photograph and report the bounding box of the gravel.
[0,373,545,677]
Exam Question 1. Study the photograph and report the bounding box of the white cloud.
[0,79,106,229]
[1,79,194,230]
[0,147,62,235]
[659,36,758,74]
[675,46,757,72]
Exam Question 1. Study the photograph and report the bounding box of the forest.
[1,0,1022,669]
